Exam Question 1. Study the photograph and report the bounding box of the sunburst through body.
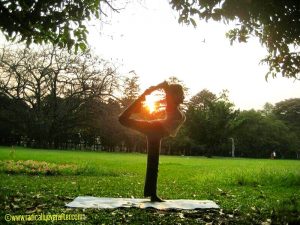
[142,91,166,114]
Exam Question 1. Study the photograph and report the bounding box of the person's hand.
[156,81,169,90]
[141,81,168,99]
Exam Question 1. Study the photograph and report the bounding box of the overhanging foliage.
[170,0,300,79]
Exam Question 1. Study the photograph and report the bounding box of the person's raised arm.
[119,85,158,127]
[118,94,143,127]
[119,82,169,127]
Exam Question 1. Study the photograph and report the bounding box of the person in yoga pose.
[119,81,185,202]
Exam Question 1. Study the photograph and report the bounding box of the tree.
[120,73,141,108]
[273,98,300,134]
[262,102,275,116]
[0,93,30,145]
[185,89,238,156]
[0,0,120,50]
[0,44,119,148]
[232,109,297,158]
[188,89,217,110]
[170,0,300,79]
[273,98,300,158]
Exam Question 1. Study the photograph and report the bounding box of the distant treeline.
[0,45,299,158]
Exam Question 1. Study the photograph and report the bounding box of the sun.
[142,91,166,114]
[144,94,159,113]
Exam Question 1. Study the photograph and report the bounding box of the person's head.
[165,84,184,106]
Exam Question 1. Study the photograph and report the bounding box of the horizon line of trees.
[0,44,299,159]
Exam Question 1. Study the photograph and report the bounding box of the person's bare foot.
[150,195,164,202]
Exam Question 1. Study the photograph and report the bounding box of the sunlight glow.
[143,94,160,113]
[142,91,165,114]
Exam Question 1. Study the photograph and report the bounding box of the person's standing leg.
[144,135,163,201]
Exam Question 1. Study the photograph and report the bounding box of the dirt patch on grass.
[0,160,78,176]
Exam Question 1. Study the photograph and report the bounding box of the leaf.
[190,18,197,27]
[13,197,21,202]
[33,193,43,199]
[178,213,185,218]
[11,203,20,209]
[217,188,223,192]
[57,196,74,201]
[79,43,87,52]
[75,44,79,54]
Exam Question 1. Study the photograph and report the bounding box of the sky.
[0,0,298,110]
[86,0,300,110]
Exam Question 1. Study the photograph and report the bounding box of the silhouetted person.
[119,81,185,202]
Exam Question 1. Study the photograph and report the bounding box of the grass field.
[0,146,299,224]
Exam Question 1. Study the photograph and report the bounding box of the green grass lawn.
[0,146,299,224]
